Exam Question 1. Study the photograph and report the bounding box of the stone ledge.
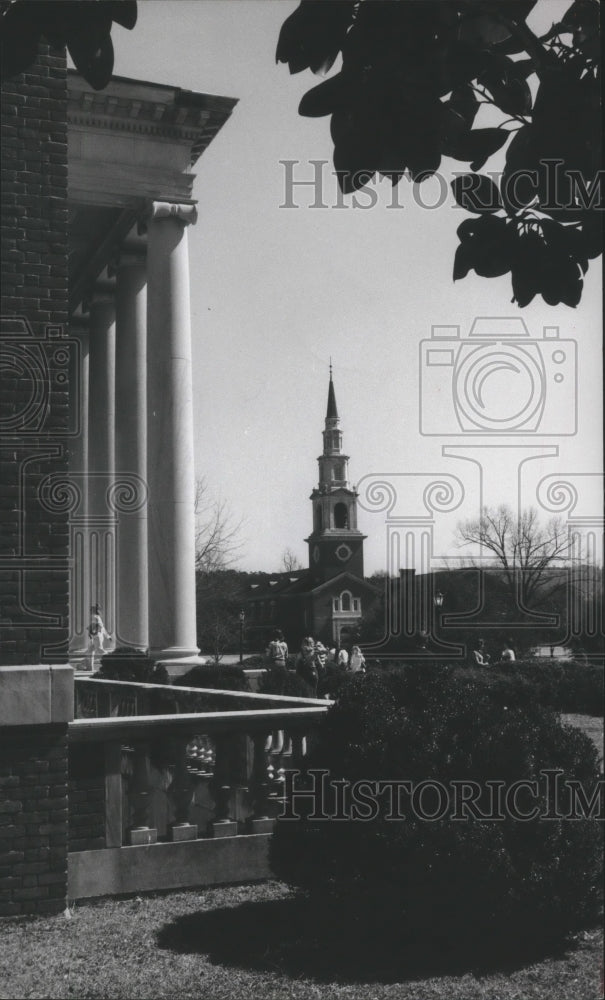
[0,666,74,726]
[68,834,272,899]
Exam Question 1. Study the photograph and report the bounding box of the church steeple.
[326,361,338,419]
[320,365,348,487]
[306,365,366,583]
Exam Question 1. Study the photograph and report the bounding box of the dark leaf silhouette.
[446,127,511,170]
[276,0,356,75]
[277,0,600,306]
[0,0,137,90]
[68,27,114,91]
[452,174,502,213]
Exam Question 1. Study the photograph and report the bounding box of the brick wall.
[68,744,105,852]
[0,18,70,665]
[0,725,69,916]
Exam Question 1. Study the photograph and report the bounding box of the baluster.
[247,732,274,833]
[169,738,198,841]
[290,731,308,765]
[209,735,238,837]
[127,741,158,845]
[97,687,111,717]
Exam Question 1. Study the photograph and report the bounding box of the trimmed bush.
[177,664,251,693]
[499,659,604,716]
[258,667,316,699]
[271,665,603,954]
[365,658,604,717]
[98,647,168,685]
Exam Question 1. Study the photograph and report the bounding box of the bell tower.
[306,365,366,584]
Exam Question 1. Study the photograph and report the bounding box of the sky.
[112,0,602,575]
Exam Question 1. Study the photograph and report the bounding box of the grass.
[0,881,603,1000]
[1,714,602,1000]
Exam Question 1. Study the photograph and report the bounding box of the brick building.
[1,28,236,914]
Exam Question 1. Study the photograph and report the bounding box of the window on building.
[353,598,360,613]
[341,591,351,612]
[334,502,348,529]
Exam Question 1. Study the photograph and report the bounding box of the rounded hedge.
[270,664,603,952]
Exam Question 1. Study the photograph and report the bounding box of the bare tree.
[281,547,302,573]
[194,477,243,573]
[456,505,574,609]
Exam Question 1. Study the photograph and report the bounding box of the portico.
[66,72,237,665]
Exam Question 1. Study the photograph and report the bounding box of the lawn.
[0,881,603,1000]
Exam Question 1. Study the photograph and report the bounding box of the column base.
[148,647,201,663]
[128,826,158,846]
[248,817,275,834]
[210,819,238,838]
[169,822,198,842]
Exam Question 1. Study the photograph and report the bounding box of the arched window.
[334,502,348,529]
[341,591,351,612]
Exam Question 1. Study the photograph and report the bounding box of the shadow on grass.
[156,893,574,985]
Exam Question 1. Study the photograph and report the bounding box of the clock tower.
[306,366,366,585]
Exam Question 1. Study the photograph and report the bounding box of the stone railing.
[67,679,331,898]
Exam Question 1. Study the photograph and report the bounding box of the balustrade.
[69,678,330,854]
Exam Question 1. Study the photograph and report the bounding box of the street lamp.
[238,609,245,664]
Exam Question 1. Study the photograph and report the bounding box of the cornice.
[68,72,237,167]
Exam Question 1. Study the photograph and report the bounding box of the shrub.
[258,667,315,699]
[270,665,603,953]
[177,664,251,693]
[98,647,168,685]
[499,659,604,716]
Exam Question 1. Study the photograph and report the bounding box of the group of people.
[266,630,366,695]
[472,638,516,667]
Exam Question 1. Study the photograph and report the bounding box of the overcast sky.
[112,0,602,575]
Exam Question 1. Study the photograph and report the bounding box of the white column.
[68,317,90,660]
[145,201,199,660]
[114,249,149,650]
[87,280,116,640]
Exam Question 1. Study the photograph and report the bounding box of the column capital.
[141,200,198,230]
[85,277,116,311]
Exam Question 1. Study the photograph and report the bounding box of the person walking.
[349,645,366,673]
[472,638,491,666]
[295,636,319,694]
[264,629,289,755]
[337,646,349,669]
[499,639,516,662]
[266,629,288,669]
[85,604,110,671]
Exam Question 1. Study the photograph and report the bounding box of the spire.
[326,361,338,420]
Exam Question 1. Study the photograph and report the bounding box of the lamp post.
[239,609,245,664]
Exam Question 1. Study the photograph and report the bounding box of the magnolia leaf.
[68,30,114,90]
[446,127,510,169]
[299,73,346,117]
[107,1,138,30]
[0,2,40,79]
[452,173,503,213]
